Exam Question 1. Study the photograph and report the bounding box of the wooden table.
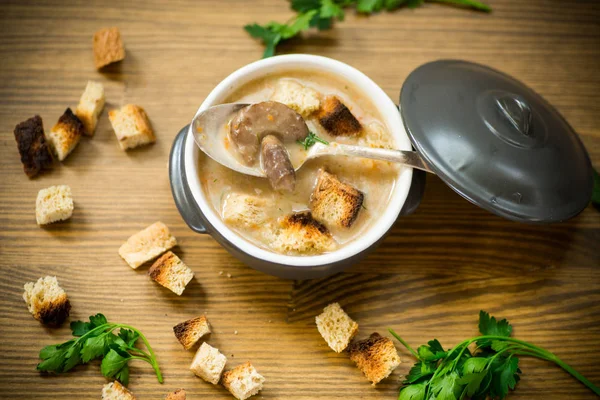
[1,1,599,399]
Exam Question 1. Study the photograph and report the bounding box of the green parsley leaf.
[37,314,163,386]
[403,360,436,384]
[244,24,282,58]
[489,356,520,399]
[457,357,489,396]
[477,310,513,348]
[297,131,329,150]
[399,381,427,400]
[357,0,385,13]
[431,0,492,12]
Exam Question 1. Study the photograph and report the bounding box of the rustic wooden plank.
[0,0,599,399]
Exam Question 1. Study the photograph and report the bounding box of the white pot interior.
[184,54,413,267]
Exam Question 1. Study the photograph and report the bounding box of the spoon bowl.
[192,103,433,177]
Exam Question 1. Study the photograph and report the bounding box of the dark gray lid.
[400,60,593,223]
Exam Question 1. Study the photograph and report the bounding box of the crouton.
[349,332,401,385]
[270,79,321,117]
[13,115,54,178]
[118,221,177,269]
[190,342,227,384]
[317,95,362,136]
[222,193,273,229]
[311,169,364,229]
[173,315,211,350]
[36,185,74,225]
[222,362,265,400]
[109,104,156,150]
[315,302,358,353]
[23,276,71,326]
[359,121,396,149]
[93,27,126,69]
[47,108,85,161]
[165,389,186,400]
[102,381,136,400]
[148,251,193,295]
[75,81,105,136]
[271,211,336,255]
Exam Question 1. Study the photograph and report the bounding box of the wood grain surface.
[1,0,599,399]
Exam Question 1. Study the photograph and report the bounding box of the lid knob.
[496,95,532,137]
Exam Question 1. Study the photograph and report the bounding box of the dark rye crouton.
[349,332,401,385]
[13,115,54,177]
[317,95,362,136]
[310,169,364,229]
[271,211,336,254]
[47,108,85,161]
[173,315,211,350]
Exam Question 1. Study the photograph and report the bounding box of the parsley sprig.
[245,0,491,58]
[297,131,329,150]
[390,311,600,399]
[37,313,162,386]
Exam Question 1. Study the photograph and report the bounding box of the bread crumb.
[219,271,223,276]
[234,330,238,335]
[227,273,232,278]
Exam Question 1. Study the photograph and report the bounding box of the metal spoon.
[191,103,433,177]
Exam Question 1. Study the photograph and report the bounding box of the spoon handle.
[320,143,434,173]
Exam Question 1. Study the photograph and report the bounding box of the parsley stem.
[117,324,163,383]
[388,329,420,359]
[550,355,600,396]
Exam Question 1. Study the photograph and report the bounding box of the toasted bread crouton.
[311,169,364,229]
[173,315,211,350]
[118,221,177,269]
[190,342,227,384]
[165,389,186,400]
[148,251,193,295]
[222,193,273,229]
[349,332,401,385]
[102,381,136,400]
[47,108,85,161]
[36,185,74,225]
[13,115,54,178]
[109,104,156,150]
[359,121,395,149]
[315,302,358,353]
[93,27,125,69]
[270,79,321,117]
[271,211,336,255]
[23,276,71,326]
[75,81,105,136]
[222,362,265,400]
[317,95,361,136]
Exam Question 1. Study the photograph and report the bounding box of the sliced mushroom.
[229,101,309,165]
[261,135,296,192]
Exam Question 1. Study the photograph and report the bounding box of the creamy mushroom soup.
[198,71,400,255]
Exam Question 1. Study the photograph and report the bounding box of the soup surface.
[198,70,400,255]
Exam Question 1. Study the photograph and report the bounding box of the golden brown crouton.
[190,342,227,384]
[47,108,85,161]
[23,276,71,326]
[102,381,136,400]
[165,389,186,400]
[36,185,74,225]
[118,221,177,269]
[317,95,362,136]
[109,104,156,150]
[271,211,336,255]
[75,81,105,136]
[93,27,126,69]
[270,79,321,117]
[349,332,401,385]
[173,315,211,350]
[315,302,359,353]
[221,362,265,400]
[148,251,194,295]
[13,115,54,178]
[222,193,273,230]
[311,169,364,229]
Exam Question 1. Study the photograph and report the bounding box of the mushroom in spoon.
[191,103,433,189]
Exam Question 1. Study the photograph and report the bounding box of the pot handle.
[400,166,426,216]
[169,125,208,234]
